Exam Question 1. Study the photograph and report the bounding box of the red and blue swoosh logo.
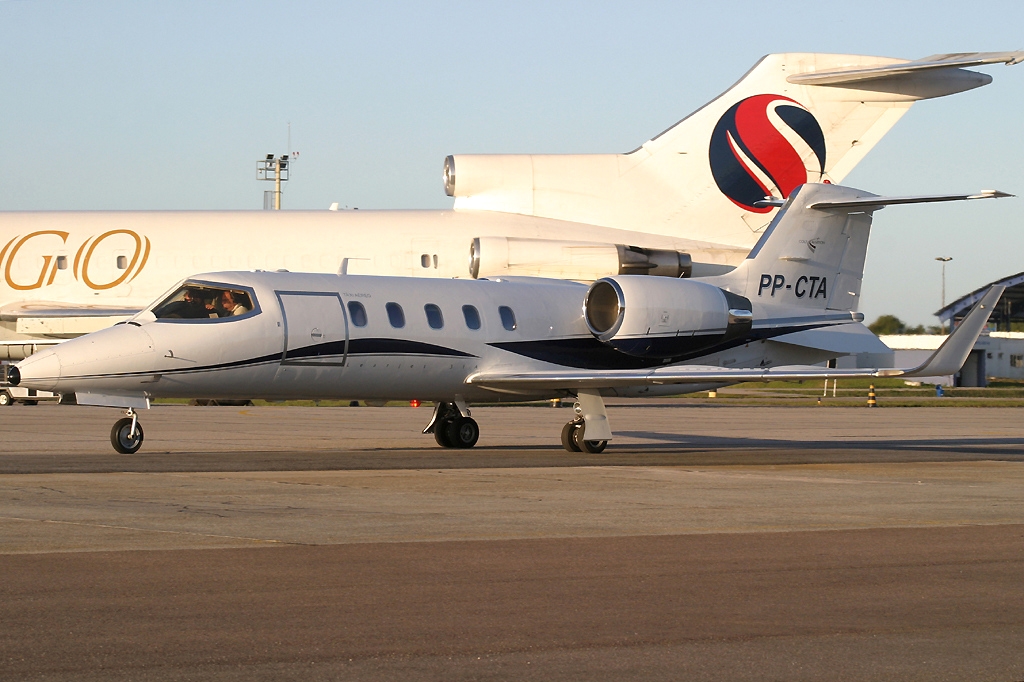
[709,94,826,213]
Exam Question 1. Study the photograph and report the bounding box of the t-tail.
[706,183,1012,312]
[445,52,1023,251]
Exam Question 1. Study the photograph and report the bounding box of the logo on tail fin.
[709,95,826,213]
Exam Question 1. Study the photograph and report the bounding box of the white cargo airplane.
[0,51,1020,360]
[9,183,1005,454]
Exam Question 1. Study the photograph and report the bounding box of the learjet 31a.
[9,183,1008,453]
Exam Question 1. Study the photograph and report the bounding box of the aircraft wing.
[467,286,1003,393]
[787,51,1024,85]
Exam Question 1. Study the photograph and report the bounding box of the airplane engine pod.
[584,276,753,359]
[470,237,692,281]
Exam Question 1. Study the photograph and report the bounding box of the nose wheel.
[110,410,144,454]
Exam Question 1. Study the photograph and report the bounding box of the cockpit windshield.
[152,282,256,320]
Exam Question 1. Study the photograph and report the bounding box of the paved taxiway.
[2,402,1023,680]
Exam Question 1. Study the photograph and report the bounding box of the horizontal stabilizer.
[807,189,1013,212]
[466,286,1003,393]
[787,51,1024,85]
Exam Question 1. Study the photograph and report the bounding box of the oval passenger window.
[348,301,368,327]
[424,304,443,330]
[386,302,405,328]
[462,305,481,330]
[499,306,517,331]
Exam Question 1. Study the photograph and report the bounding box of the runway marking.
[0,514,299,546]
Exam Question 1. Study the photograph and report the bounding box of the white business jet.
[10,183,1006,453]
[1,51,1020,359]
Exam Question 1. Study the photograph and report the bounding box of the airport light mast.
[257,154,290,210]
[936,256,953,332]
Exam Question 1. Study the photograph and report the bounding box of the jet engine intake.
[584,276,753,359]
[470,237,692,281]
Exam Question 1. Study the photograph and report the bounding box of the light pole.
[935,256,952,332]
[257,154,290,210]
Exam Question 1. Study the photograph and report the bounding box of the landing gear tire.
[574,434,608,454]
[110,417,144,454]
[563,418,606,453]
[434,418,454,448]
[561,418,583,453]
[0,391,11,407]
[446,416,479,449]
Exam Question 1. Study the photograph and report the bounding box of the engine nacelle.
[470,237,692,281]
[584,276,753,359]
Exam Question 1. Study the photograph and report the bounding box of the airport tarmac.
[2,402,1023,681]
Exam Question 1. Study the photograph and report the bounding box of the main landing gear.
[560,417,606,453]
[560,390,611,454]
[110,408,144,454]
[424,400,479,449]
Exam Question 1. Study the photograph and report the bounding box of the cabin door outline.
[275,291,349,366]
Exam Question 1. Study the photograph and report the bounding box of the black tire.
[110,417,144,455]
[434,418,454,448]
[571,422,607,453]
[0,391,11,407]
[445,416,479,449]
[561,419,583,453]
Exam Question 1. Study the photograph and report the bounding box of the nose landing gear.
[111,408,144,454]
[424,400,479,448]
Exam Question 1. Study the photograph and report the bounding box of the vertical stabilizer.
[706,184,879,311]
[446,51,1022,252]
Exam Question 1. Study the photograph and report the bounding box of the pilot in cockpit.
[219,290,251,316]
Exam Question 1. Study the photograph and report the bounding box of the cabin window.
[421,254,430,268]
[152,283,256,320]
[424,304,444,329]
[116,255,128,270]
[56,256,68,270]
[1012,355,1024,368]
[386,302,405,328]
[462,305,481,330]
[499,306,517,331]
[348,301,368,327]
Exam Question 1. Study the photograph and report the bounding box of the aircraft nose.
[13,348,62,392]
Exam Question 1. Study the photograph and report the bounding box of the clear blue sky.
[2,0,1022,326]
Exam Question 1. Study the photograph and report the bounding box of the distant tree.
[868,315,935,335]
[869,315,908,335]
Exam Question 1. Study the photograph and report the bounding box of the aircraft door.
[276,292,348,366]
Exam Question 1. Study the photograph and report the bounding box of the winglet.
[901,285,1005,378]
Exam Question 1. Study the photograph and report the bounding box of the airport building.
[881,271,1024,387]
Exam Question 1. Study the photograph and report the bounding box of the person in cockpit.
[219,290,250,316]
